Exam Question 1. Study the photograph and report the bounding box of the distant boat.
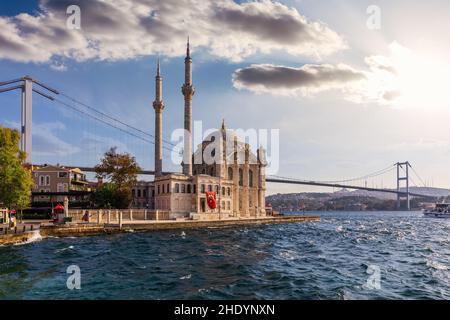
[423,203,450,218]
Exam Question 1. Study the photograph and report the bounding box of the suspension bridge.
[0,76,440,210]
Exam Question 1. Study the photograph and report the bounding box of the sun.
[370,42,450,110]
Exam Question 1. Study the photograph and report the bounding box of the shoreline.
[38,215,320,238]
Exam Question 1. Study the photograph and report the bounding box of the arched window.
[249,170,253,187]
[162,184,165,193]
[167,184,170,193]
[193,184,197,194]
[222,187,225,196]
[202,168,206,174]
[201,184,205,193]
[175,183,180,193]
[208,185,212,192]
[187,184,191,193]
[228,167,233,180]
[181,184,186,193]
[138,189,141,197]
[239,169,243,186]
[215,185,219,193]
[227,187,231,196]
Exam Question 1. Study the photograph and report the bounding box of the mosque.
[132,39,267,219]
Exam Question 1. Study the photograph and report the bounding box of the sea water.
[0,211,449,299]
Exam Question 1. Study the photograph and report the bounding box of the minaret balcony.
[153,101,165,111]
[182,84,195,96]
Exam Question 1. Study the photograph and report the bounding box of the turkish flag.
[206,192,217,209]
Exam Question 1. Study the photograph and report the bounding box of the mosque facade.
[133,40,267,219]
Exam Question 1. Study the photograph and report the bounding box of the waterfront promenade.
[39,214,320,238]
[0,210,319,244]
[0,223,40,245]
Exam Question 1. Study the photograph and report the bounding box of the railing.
[0,224,39,235]
[66,209,171,224]
[0,208,9,224]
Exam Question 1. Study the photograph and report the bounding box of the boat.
[423,203,450,218]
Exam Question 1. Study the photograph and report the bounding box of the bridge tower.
[396,161,410,210]
[0,76,58,164]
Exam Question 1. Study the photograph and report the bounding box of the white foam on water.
[12,230,42,246]
[55,245,74,253]
[180,274,191,280]
[336,226,344,232]
[180,231,186,238]
[279,250,297,261]
[427,260,447,271]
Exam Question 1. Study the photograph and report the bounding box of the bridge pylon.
[396,161,410,210]
[0,76,59,163]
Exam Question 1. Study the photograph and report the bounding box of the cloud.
[232,42,450,106]
[386,138,449,151]
[0,0,346,64]
[2,120,80,156]
[49,61,68,71]
[79,132,129,155]
[33,122,81,156]
[233,63,366,96]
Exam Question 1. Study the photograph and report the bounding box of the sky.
[1,0,450,195]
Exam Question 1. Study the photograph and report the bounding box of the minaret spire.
[156,58,160,77]
[182,37,195,176]
[186,36,190,58]
[153,59,165,177]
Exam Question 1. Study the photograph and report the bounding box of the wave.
[279,250,297,261]
[55,245,74,253]
[426,260,448,271]
[12,230,42,246]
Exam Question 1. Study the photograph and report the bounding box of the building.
[131,181,155,209]
[31,165,92,203]
[143,39,267,218]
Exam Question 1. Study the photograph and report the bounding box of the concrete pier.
[38,215,320,238]
[0,224,40,245]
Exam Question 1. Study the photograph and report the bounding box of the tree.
[94,147,141,208]
[91,183,131,209]
[0,126,34,209]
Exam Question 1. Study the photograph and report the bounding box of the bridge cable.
[409,165,427,187]
[58,91,181,151]
[52,97,177,153]
[268,164,395,185]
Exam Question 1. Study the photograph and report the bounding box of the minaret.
[153,59,164,177]
[182,37,195,176]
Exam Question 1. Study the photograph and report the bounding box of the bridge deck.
[51,166,430,198]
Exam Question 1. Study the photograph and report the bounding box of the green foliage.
[95,147,141,190]
[0,126,34,209]
[91,183,132,209]
[94,147,140,209]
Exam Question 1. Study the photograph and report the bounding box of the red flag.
[206,192,217,209]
